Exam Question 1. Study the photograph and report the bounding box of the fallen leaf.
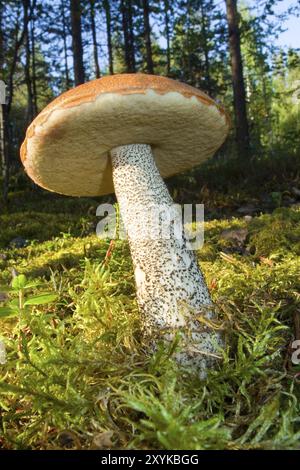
[220,228,248,244]
[91,430,114,449]
[259,256,274,267]
[0,292,8,302]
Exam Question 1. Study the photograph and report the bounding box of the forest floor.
[0,152,300,450]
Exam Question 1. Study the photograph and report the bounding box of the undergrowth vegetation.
[0,154,300,450]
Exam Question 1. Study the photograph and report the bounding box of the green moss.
[248,207,300,257]
[0,179,299,449]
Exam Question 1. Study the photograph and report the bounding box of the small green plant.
[0,273,58,319]
[270,191,282,207]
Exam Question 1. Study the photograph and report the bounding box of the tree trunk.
[0,104,9,204]
[7,12,27,115]
[142,0,153,74]
[104,0,114,75]
[185,1,193,83]
[225,0,250,155]
[0,0,4,70]
[121,0,135,73]
[90,0,100,78]
[23,0,34,124]
[1,2,28,203]
[61,0,71,89]
[121,0,130,72]
[0,1,6,203]
[127,0,136,72]
[163,0,171,76]
[120,0,133,73]
[0,1,9,205]
[70,0,85,85]
[0,4,8,202]
[30,0,38,116]
[200,1,212,95]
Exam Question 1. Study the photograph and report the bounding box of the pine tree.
[70,0,85,85]
[225,0,250,156]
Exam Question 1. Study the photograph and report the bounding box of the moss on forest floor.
[0,154,300,449]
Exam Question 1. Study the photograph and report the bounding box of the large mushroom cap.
[20,74,230,197]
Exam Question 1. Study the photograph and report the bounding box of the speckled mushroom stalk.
[111,144,222,376]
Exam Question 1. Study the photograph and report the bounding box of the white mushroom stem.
[111,144,222,376]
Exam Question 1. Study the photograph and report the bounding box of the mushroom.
[20,74,229,376]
